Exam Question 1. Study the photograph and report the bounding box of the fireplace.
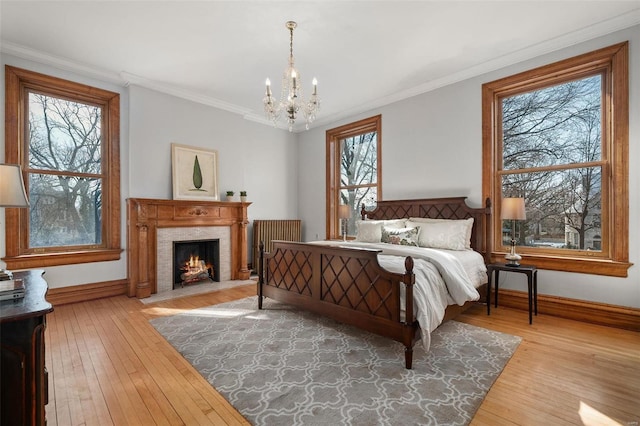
[127,198,251,298]
[173,239,220,288]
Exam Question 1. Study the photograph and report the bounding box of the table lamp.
[501,197,526,266]
[0,164,30,280]
[338,204,351,242]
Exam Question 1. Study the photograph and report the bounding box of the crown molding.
[242,111,314,133]
[1,41,125,85]
[120,72,253,116]
[0,41,255,118]
[308,9,640,131]
[2,10,638,133]
[242,113,281,128]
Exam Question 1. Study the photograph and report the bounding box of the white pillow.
[355,219,407,243]
[381,226,420,247]
[406,217,474,250]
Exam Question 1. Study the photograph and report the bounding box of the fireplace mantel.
[126,198,251,298]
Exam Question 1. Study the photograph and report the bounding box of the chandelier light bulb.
[265,78,272,96]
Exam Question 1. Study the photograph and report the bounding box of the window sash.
[24,89,108,252]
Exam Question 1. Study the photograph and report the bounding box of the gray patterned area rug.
[150,296,521,426]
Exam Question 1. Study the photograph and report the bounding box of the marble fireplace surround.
[126,198,251,299]
[157,227,228,294]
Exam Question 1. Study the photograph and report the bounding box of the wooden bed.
[257,197,491,369]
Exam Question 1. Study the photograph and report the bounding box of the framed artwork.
[171,143,219,201]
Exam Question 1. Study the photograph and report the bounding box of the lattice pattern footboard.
[258,240,418,368]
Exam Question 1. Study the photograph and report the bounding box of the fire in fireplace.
[173,239,220,288]
[180,255,210,284]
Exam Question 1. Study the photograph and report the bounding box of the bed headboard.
[360,197,492,261]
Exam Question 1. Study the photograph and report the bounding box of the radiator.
[252,219,302,269]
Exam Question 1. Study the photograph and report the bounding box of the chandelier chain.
[289,25,294,60]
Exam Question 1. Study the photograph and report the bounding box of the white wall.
[128,85,298,219]
[297,26,640,309]
[2,26,638,308]
[0,55,298,289]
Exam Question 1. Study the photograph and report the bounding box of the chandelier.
[263,21,320,132]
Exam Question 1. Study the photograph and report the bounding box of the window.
[4,66,121,268]
[482,42,630,277]
[326,115,381,239]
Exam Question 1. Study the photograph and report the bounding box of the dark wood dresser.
[1,270,52,426]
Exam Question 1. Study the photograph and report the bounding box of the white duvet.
[311,241,485,350]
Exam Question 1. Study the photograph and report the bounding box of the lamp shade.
[501,197,526,220]
[0,164,29,207]
[338,204,351,219]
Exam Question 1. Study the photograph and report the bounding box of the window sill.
[3,248,123,270]
[489,252,632,277]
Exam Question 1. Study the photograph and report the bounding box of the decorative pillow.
[355,221,383,243]
[381,226,420,247]
[355,219,407,243]
[407,217,474,250]
[406,218,472,250]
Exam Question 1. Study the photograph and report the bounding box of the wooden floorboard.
[459,305,640,425]
[44,284,640,425]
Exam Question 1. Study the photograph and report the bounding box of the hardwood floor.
[45,285,640,425]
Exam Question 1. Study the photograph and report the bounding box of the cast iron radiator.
[252,219,302,270]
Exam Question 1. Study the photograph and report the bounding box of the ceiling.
[2,1,640,131]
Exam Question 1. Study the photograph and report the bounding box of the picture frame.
[171,143,219,201]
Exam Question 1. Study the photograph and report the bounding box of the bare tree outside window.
[501,75,603,251]
[339,131,378,233]
[27,92,104,248]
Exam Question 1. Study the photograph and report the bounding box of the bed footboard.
[258,240,418,369]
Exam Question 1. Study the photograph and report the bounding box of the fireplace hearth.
[173,239,220,288]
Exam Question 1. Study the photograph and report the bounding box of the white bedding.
[310,241,486,350]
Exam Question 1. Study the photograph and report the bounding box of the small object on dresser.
[0,278,25,301]
[0,270,13,281]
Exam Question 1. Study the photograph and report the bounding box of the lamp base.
[342,218,348,242]
[505,257,521,267]
[505,239,522,267]
[505,252,522,267]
